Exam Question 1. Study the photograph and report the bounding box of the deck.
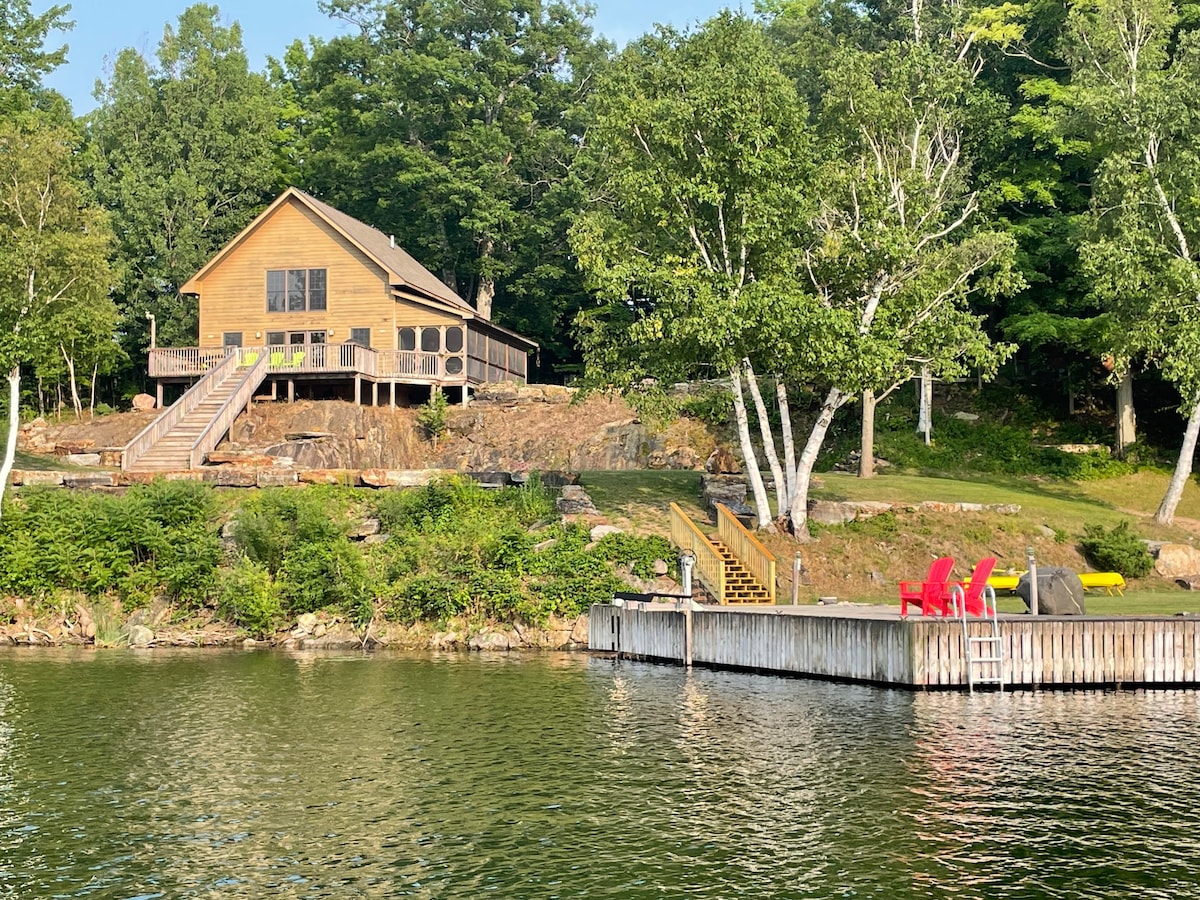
[588,602,1200,690]
[149,344,465,385]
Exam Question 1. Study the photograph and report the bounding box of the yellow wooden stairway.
[669,503,776,606]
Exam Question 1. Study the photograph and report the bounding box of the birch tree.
[777,40,1019,533]
[1064,0,1200,524]
[0,122,114,510]
[571,13,816,528]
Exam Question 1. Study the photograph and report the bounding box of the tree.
[85,4,281,360]
[278,0,607,374]
[0,121,115,509]
[1063,0,1200,523]
[571,13,816,527]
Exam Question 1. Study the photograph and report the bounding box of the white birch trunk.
[743,359,786,516]
[1156,391,1200,525]
[1116,371,1136,455]
[729,367,773,529]
[89,362,97,418]
[61,346,82,420]
[777,378,796,511]
[788,387,848,536]
[0,368,20,521]
[859,388,876,479]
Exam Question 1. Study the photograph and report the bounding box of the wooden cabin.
[149,187,536,407]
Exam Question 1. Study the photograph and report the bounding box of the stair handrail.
[188,350,271,468]
[122,351,237,470]
[715,503,776,604]
[669,502,726,603]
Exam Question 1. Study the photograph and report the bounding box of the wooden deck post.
[287,379,294,403]
[390,382,396,408]
[372,382,378,407]
[462,385,469,407]
[354,375,361,406]
[155,381,163,409]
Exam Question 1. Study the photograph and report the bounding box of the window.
[420,327,441,352]
[349,327,371,348]
[266,331,284,346]
[399,327,416,351]
[267,268,327,312]
[445,326,463,353]
[267,271,285,312]
[223,332,242,348]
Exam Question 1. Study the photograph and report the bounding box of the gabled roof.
[180,187,477,317]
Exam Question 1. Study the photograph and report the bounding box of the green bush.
[591,532,674,579]
[217,556,283,638]
[417,390,449,442]
[278,537,371,620]
[1079,521,1153,577]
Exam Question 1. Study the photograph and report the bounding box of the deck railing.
[716,503,776,604]
[669,502,726,602]
[151,344,456,382]
[189,350,271,468]
[123,352,238,470]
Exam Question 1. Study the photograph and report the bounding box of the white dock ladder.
[953,584,1005,692]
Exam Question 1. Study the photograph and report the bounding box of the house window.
[223,332,242,348]
[420,327,441,352]
[267,268,327,312]
[266,331,285,346]
[349,327,371,348]
[445,326,463,353]
[399,327,416,351]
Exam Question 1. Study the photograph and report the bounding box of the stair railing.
[669,503,726,603]
[715,503,777,604]
[188,351,271,469]
[122,351,238,470]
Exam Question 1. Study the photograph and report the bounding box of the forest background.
[3,0,1200,533]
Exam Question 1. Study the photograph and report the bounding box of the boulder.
[256,469,298,487]
[1175,576,1200,591]
[468,630,512,651]
[701,474,747,517]
[705,446,742,475]
[131,393,156,411]
[298,469,357,485]
[11,470,64,486]
[1155,544,1200,579]
[589,524,622,542]
[54,440,95,454]
[211,468,257,488]
[1016,566,1087,615]
[360,468,448,488]
[653,559,670,577]
[63,472,118,489]
[557,484,599,516]
[351,518,381,538]
[125,624,155,647]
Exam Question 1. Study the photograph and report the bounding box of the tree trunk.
[743,359,786,516]
[0,368,20,521]
[859,388,876,478]
[777,378,796,509]
[1156,391,1200,525]
[89,362,98,417]
[730,367,773,529]
[1117,371,1136,455]
[475,236,495,320]
[61,345,82,420]
[917,366,932,445]
[788,387,848,537]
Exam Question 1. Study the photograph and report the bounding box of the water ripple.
[2,650,1200,898]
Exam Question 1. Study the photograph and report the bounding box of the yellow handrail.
[669,502,726,603]
[716,503,776,604]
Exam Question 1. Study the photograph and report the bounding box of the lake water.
[1,649,1199,898]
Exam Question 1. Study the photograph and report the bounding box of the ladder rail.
[955,583,1005,692]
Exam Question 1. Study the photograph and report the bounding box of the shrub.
[217,556,283,638]
[388,573,468,623]
[277,537,371,618]
[591,532,674,579]
[417,390,449,442]
[1079,521,1153,578]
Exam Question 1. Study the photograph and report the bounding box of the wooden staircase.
[669,503,776,606]
[711,537,773,604]
[127,373,245,472]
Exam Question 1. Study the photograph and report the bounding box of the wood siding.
[394,299,461,328]
[588,605,1200,690]
[195,198,397,349]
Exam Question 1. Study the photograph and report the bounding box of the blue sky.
[44,0,740,114]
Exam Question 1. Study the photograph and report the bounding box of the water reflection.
[3,650,1200,898]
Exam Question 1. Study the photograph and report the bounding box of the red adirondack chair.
[899,556,956,617]
[950,557,998,617]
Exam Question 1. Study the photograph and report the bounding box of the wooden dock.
[588,602,1200,689]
